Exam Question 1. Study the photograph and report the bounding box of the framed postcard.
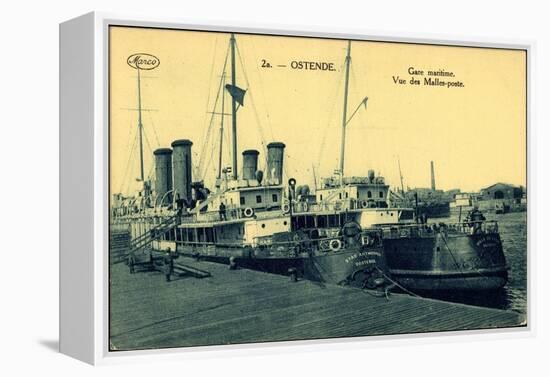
[60,12,530,364]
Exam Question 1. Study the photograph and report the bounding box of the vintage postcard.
[108,26,527,351]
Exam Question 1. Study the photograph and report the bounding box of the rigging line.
[121,148,136,195]
[235,41,282,179]
[316,61,345,173]
[440,233,474,289]
[197,37,221,156]
[202,105,232,186]
[197,44,230,180]
[144,155,155,183]
[350,64,359,115]
[199,122,218,184]
[118,128,139,194]
[223,123,232,165]
[142,127,156,183]
[122,110,134,151]
[145,110,161,148]
[245,37,275,141]
[147,164,155,182]
[441,232,490,281]
[234,42,269,157]
[120,146,136,195]
[201,129,218,183]
[205,35,219,116]
[348,63,369,166]
[117,108,138,194]
[349,64,369,129]
[205,120,232,182]
[143,126,154,156]
[197,42,229,179]
[203,122,229,185]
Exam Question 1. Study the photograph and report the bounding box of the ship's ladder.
[126,215,179,259]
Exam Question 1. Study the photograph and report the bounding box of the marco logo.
[127,53,160,70]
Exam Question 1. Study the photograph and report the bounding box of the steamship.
[290,170,508,290]
[111,34,387,287]
[112,34,509,291]
[289,41,509,291]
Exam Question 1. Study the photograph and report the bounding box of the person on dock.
[467,205,486,234]
[147,249,154,271]
[127,253,136,274]
[219,201,227,221]
[163,248,174,282]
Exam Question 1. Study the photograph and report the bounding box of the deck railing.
[114,198,395,223]
[377,220,499,239]
[291,199,388,214]
[172,230,382,255]
[180,206,287,224]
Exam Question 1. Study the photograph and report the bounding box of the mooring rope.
[375,266,422,299]
[361,285,389,299]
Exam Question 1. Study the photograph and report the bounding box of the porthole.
[261,224,266,228]
[283,221,288,225]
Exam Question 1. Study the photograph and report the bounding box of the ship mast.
[230,33,238,180]
[398,157,405,193]
[218,72,225,180]
[338,41,352,177]
[137,66,145,183]
[217,73,226,180]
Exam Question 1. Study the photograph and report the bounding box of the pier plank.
[110,257,524,350]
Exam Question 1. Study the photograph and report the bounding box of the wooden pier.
[110,257,525,351]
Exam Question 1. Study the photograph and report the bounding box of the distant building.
[406,187,456,202]
[480,183,524,201]
[450,192,474,208]
[409,187,444,197]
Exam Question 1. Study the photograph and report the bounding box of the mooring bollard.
[229,256,237,270]
[288,267,297,282]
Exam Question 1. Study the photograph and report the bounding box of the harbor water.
[423,211,527,314]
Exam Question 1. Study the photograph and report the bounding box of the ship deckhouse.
[315,172,390,209]
[298,41,413,229]
[172,141,291,247]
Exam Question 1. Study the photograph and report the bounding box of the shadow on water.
[411,288,512,311]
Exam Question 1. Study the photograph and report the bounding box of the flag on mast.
[225,84,246,106]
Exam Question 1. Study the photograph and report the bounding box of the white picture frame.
[60,11,533,365]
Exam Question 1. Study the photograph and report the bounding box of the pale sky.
[110,27,526,196]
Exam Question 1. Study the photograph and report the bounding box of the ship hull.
[175,243,386,287]
[383,230,508,291]
[416,202,450,218]
[387,267,508,291]
[302,247,386,286]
